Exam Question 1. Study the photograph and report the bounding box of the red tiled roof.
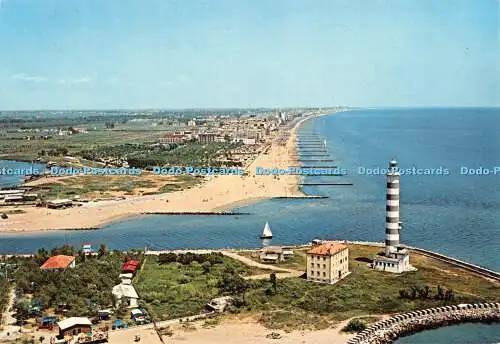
[40,255,75,270]
[121,260,139,272]
[308,243,348,256]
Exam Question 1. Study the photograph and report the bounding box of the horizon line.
[0,105,498,113]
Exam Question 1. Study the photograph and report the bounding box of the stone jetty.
[347,303,500,344]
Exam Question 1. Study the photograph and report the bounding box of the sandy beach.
[0,114,325,233]
[107,317,355,344]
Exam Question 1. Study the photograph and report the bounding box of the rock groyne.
[347,303,500,344]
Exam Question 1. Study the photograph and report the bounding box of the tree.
[218,270,249,303]
[39,336,45,343]
[269,272,277,294]
[98,244,107,258]
[342,318,366,333]
[201,261,211,274]
[436,285,445,300]
[14,301,30,325]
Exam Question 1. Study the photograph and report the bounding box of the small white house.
[112,284,139,308]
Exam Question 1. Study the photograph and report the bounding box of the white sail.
[261,222,272,238]
[323,139,327,148]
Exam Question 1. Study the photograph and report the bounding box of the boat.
[260,222,273,239]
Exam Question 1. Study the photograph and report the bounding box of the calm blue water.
[0,160,45,187]
[394,323,500,343]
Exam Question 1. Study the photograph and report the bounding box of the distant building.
[40,255,76,271]
[198,133,216,144]
[233,137,257,145]
[82,244,92,255]
[306,242,349,284]
[160,133,187,144]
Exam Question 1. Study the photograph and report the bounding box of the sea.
[0,107,499,343]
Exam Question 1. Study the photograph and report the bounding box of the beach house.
[57,317,92,337]
[40,255,76,271]
[112,283,139,308]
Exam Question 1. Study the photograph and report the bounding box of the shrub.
[342,318,366,333]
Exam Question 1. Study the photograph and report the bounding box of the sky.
[0,0,498,110]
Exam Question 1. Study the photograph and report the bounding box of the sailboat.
[260,222,273,239]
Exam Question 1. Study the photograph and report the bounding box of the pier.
[298,159,335,162]
[289,166,338,169]
[271,196,329,199]
[299,182,353,186]
[140,212,252,216]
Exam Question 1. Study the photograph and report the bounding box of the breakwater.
[407,246,500,281]
[140,212,252,216]
[347,303,500,344]
[347,241,500,282]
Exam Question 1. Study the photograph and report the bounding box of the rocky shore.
[348,303,500,344]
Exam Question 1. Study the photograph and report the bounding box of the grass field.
[30,174,201,200]
[134,254,270,321]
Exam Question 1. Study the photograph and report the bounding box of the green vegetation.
[0,279,10,323]
[134,253,259,321]
[341,316,382,333]
[31,174,201,200]
[11,245,141,321]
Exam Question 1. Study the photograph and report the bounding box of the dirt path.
[0,286,20,341]
[221,251,300,274]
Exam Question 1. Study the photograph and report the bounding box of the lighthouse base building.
[372,248,411,273]
[372,159,413,274]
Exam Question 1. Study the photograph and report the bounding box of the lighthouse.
[372,158,412,273]
[385,159,401,256]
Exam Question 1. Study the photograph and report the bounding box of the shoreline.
[0,112,332,233]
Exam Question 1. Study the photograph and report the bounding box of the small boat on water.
[260,222,273,239]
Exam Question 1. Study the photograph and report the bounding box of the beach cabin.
[259,246,285,263]
[57,317,92,337]
[46,199,73,209]
[40,255,76,271]
[112,283,139,308]
[121,260,139,274]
